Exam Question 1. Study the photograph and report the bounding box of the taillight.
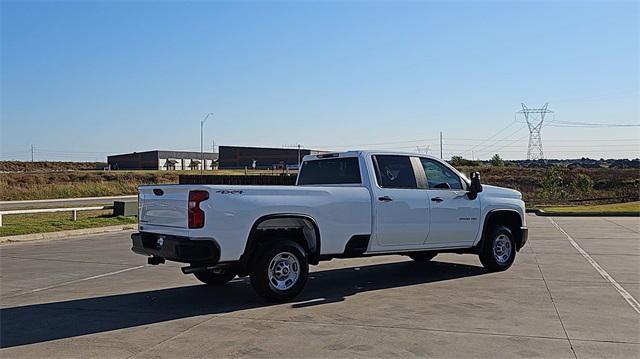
[188,190,209,228]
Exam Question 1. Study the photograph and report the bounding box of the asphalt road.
[0,195,137,210]
[1,215,638,358]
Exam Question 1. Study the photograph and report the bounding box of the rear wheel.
[407,252,437,262]
[193,269,236,286]
[479,225,516,271]
[249,240,309,302]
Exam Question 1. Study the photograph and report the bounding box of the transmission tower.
[518,103,553,160]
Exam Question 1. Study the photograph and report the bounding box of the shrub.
[490,154,505,167]
[450,156,479,167]
[540,166,568,200]
[571,173,594,194]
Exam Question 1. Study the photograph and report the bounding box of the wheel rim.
[267,252,300,291]
[493,234,512,265]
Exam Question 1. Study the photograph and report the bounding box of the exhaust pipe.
[181,263,234,274]
[181,265,214,274]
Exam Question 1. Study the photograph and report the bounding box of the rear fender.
[240,214,321,268]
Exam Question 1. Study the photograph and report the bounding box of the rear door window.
[373,155,417,189]
[297,157,361,185]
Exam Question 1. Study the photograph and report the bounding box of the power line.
[311,138,440,149]
[468,124,527,157]
[544,120,639,127]
[462,119,519,155]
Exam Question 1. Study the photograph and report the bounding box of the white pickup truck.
[132,151,528,301]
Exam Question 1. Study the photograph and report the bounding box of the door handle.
[378,196,393,202]
[431,197,443,202]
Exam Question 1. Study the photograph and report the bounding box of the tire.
[249,240,309,302]
[407,252,437,262]
[193,269,237,286]
[479,225,516,271]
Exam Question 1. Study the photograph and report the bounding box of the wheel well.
[482,210,524,250]
[241,215,321,269]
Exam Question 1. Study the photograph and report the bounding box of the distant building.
[107,150,218,171]
[218,146,325,169]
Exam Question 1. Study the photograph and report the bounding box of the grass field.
[541,201,640,214]
[0,210,137,237]
[1,166,638,206]
[0,169,282,201]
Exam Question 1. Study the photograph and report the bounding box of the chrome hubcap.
[493,234,512,265]
[268,252,300,291]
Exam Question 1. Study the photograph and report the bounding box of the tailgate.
[139,186,189,228]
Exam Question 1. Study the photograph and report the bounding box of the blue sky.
[1,0,638,161]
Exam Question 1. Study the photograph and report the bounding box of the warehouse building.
[218,146,324,169]
[107,150,218,171]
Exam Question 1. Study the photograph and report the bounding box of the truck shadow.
[1,260,485,348]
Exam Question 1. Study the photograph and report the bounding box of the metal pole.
[439,132,443,159]
[211,140,215,171]
[297,144,301,169]
[31,144,34,162]
[200,113,213,175]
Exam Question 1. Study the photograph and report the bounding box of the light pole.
[200,113,213,175]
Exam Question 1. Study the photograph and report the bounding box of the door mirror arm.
[467,172,483,200]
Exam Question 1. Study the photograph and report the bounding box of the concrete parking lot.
[1,214,638,358]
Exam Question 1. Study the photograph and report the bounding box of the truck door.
[372,155,430,247]
[419,158,481,247]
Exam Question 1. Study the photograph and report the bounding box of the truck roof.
[302,150,442,162]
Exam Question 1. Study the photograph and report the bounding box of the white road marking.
[548,217,640,314]
[7,265,145,298]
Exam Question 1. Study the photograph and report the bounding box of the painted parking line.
[548,218,640,314]
[5,265,145,298]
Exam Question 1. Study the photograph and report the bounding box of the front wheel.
[479,225,516,271]
[193,269,236,286]
[249,240,309,302]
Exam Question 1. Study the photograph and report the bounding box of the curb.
[529,209,640,217]
[0,224,138,244]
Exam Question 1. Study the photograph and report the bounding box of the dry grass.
[0,171,179,200]
[456,165,639,206]
[1,167,638,205]
[0,161,104,172]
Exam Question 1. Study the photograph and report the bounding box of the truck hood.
[482,185,522,200]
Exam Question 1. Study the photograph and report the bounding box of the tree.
[450,156,479,167]
[450,156,466,167]
[490,154,505,167]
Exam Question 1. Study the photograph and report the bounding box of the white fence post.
[71,210,77,221]
[0,213,3,227]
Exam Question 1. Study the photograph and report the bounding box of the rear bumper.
[519,226,529,249]
[131,232,220,264]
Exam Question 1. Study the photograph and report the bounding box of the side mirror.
[468,172,483,199]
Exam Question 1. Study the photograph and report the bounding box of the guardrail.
[0,206,113,227]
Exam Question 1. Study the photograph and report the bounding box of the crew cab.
[132,151,528,301]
